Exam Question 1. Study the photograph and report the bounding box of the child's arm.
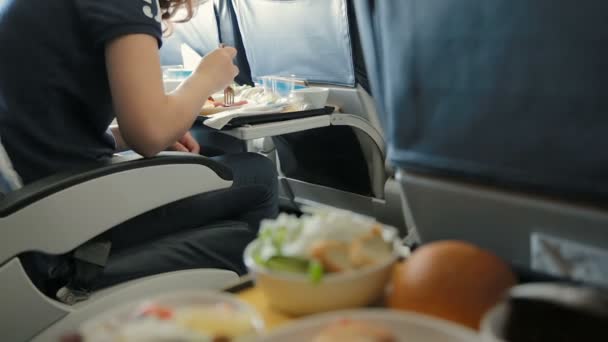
[105,34,238,157]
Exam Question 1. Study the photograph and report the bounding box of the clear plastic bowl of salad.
[244,207,404,316]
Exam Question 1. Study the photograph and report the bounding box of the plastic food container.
[292,87,330,109]
[162,66,192,92]
[79,290,264,341]
[244,225,402,316]
[162,67,193,80]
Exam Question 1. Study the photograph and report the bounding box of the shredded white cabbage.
[257,207,393,260]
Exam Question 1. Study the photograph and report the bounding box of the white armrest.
[0,154,232,263]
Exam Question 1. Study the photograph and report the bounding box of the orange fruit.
[387,240,517,330]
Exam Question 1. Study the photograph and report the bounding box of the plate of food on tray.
[77,290,264,342]
[256,309,479,342]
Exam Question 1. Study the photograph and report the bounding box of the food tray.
[196,106,335,128]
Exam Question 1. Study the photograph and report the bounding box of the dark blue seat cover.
[356,0,608,203]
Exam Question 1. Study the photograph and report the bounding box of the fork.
[223,84,235,106]
[219,43,235,106]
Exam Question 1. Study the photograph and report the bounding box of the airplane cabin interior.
[0,0,607,341]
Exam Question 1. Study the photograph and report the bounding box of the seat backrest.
[357,0,608,201]
[355,0,608,285]
[215,0,253,85]
[230,0,386,199]
[0,138,21,196]
[232,0,356,86]
[160,0,253,85]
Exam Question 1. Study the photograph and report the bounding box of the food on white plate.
[311,319,396,342]
[202,83,318,117]
[213,100,249,108]
[204,96,248,108]
[201,85,283,113]
[81,300,259,342]
[238,86,265,100]
[205,96,247,108]
[252,207,397,282]
[242,88,281,105]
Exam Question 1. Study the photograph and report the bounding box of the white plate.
[200,103,247,116]
[80,290,264,341]
[257,309,479,342]
[203,103,286,129]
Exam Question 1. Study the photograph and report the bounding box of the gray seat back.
[357,0,608,199]
[355,0,608,286]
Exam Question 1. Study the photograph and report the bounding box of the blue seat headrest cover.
[232,0,355,86]
[357,0,608,200]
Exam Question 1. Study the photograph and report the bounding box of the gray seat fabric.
[356,0,608,203]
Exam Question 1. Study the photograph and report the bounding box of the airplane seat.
[0,144,244,341]
[346,0,370,94]
[159,0,251,156]
[159,0,253,86]
[355,0,608,286]
[0,137,21,195]
[215,0,253,86]
[231,0,388,211]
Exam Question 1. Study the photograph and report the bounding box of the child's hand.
[194,46,239,94]
[168,131,200,154]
